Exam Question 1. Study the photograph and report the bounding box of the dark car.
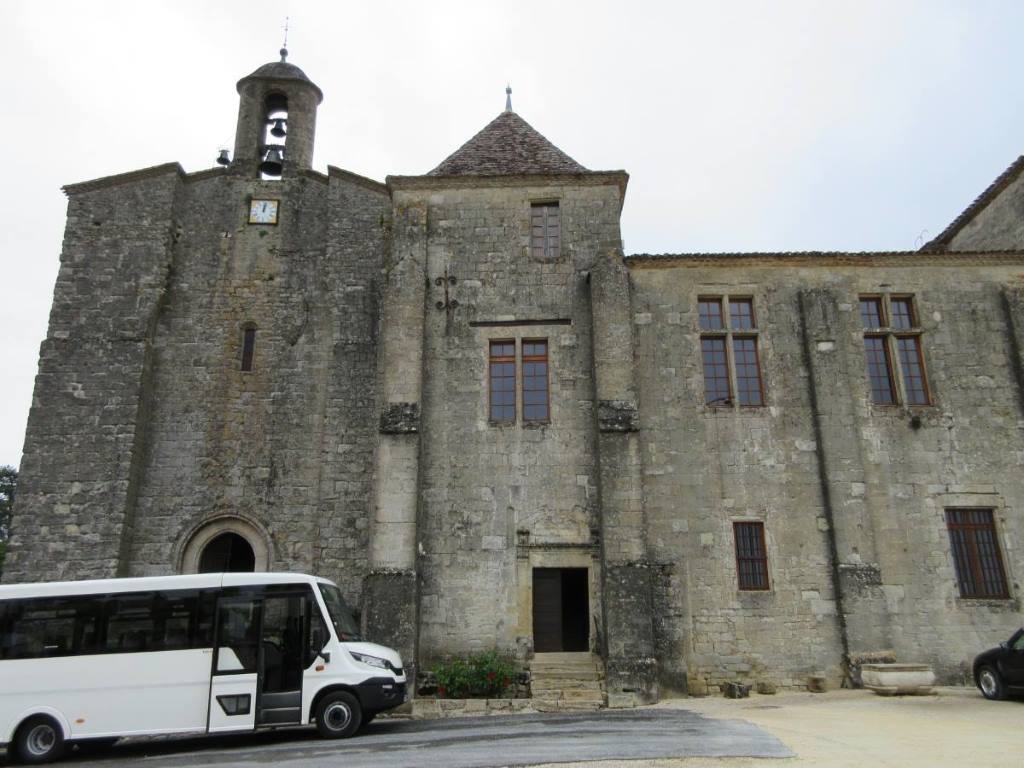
[973,627,1024,700]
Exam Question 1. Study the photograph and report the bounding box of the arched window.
[178,516,272,574]
[241,325,256,371]
[198,532,256,573]
[259,92,288,179]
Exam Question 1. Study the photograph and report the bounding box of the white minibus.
[0,572,406,763]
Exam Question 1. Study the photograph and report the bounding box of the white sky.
[3,0,1024,468]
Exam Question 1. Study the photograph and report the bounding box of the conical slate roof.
[428,110,587,176]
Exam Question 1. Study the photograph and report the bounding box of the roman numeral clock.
[248,198,279,225]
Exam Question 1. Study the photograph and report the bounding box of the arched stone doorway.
[178,516,271,574]
[198,532,256,573]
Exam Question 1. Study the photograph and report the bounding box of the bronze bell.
[269,118,287,138]
[216,149,230,166]
[259,147,284,176]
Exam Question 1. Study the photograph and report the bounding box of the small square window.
[728,298,756,330]
[698,298,724,331]
[890,297,915,329]
[859,297,884,329]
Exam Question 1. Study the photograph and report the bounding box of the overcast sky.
[3,1,1024,468]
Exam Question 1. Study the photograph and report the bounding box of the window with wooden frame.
[489,340,516,423]
[698,296,764,407]
[531,202,560,260]
[859,294,930,406]
[521,340,550,422]
[241,326,257,372]
[733,521,769,590]
[946,509,1009,599]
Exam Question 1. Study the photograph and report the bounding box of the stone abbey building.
[6,52,1024,703]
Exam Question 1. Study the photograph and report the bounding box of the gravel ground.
[530,686,1024,768]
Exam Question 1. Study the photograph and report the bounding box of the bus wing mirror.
[319,650,331,664]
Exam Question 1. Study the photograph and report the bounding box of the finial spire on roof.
[505,85,513,112]
[280,16,290,62]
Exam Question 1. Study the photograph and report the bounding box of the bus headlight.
[350,651,388,669]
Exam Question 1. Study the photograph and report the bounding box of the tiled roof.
[923,156,1024,251]
[428,111,588,177]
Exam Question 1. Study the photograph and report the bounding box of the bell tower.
[231,48,323,178]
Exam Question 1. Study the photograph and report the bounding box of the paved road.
[12,709,792,767]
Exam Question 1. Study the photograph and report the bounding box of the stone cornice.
[62,162,185,196]
[386,170,629,206]
[626,250,1024,269]
[327,165,388,195]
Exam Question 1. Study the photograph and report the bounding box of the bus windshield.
[317,584,362,642]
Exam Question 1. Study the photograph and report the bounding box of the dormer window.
[259,93,288,179]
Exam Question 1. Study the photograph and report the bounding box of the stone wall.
[947,171,1024,251]
[630,255,1024,689]
[5,164,390,611]
[4,165,182,582]
[396,177,625,665]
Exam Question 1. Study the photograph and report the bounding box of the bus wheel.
[14,716,66,764]
[315,691,362,739]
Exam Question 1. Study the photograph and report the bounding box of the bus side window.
[306,596,329,666]
[0,600,23,659]
[104,593,157,652]
[216,601,260,673]
[13,600,78,657]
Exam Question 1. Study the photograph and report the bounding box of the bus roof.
[0,572,332,600]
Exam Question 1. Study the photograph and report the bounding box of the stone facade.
[5,55,1023,702]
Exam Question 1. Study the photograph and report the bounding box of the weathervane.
[280,17,290,61]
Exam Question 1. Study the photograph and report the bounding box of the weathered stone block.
[597,399,639,432]
[379,402,420,434]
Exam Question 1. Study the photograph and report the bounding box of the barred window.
[734,522,769,590]
[946,509,1009,599]
[859,294,930,406]
[699,296,764,408]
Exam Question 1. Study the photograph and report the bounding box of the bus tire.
[315,691,362,739]
[13,715,66,764]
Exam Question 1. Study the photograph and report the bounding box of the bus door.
[208,597,261,732]
[255,591,308,726]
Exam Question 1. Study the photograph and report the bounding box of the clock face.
[249,199,279,225]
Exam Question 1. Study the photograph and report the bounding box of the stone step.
[560,689,606,702]
[532,659,602,671]
[532,684,602,696]
[532,698,604,712]
[530,668,603,681]
[530,687,604,698]
[529,653,607,709]
[532,652,595,663]
[532,663,602,671]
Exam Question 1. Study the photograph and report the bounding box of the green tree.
[0,465,16,575]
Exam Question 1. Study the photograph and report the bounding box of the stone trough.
[860,663,936,695]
